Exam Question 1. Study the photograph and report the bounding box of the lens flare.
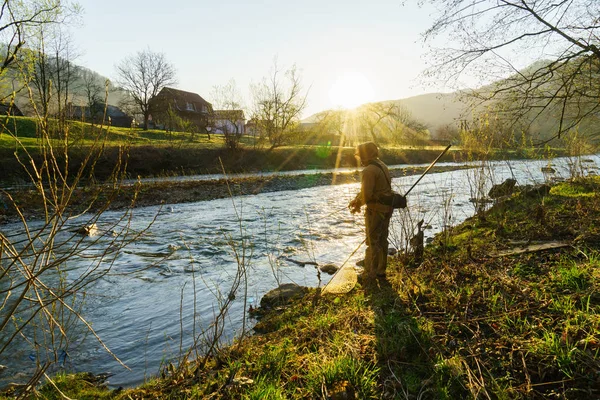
[328,71,374,109]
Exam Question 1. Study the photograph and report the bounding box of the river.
[0,155,597,388]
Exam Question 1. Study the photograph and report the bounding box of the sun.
[328,71,375,109]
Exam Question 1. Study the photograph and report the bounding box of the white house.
[212,110,245,135]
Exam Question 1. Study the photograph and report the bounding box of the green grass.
[33,373,115,400]
[550,178,600,198]
[0,115,224,148]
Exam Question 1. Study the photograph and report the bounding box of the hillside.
[303,91,471,137]
[381,92,469,132]
[0,53,126,116]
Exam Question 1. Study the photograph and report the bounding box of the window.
[186,102,195,111]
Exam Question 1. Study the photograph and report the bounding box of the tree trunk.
[369,129,378,145]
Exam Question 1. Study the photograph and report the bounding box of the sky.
[70,0,447,118]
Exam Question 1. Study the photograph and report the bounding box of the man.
[348,142,405,279]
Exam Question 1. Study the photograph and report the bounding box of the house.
[149,87,213,131]
[67,103,133,128]
[212,109,245,135]
[245,118,270,138]
[0,102,23,116]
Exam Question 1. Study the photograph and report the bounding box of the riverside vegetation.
[0,116,567,183]
[5,175,599,399]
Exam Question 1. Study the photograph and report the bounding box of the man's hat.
[355,142,378,160]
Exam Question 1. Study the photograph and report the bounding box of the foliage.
[560,129,597,177]
[0,1,80,78]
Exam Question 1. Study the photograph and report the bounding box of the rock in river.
[319,264,338,275]
[71,223,98,236]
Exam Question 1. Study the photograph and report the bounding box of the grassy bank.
[0,138,567,184]
[0,116,568,183]
[8,177,599,399]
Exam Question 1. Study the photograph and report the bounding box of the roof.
[159,87,211,106]
[105,104,129,117]
[213,109,245,120]
[0,102,23,116]
[246,118,269,126]
[68,103,130,118]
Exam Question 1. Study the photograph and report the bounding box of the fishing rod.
[323,145,453,290]
[403,144,452,197]
[328,144,453,216]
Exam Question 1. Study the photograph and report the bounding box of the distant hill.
[303,91,472,138]
[304,62,598,142]
[304,55,600,142]
[0,52,127,116]
[381,92,470,132]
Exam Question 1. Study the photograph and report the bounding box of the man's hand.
[396,194,407,209]
[348,198,362,214]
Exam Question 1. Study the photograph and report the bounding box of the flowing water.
[1,155,598,388]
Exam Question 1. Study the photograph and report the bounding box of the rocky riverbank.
[0,164,468,224]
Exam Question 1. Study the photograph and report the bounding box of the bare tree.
[0,2,148,396]
[358,102,395,144]
[210,79,246,151]
[115,49,176,130]
[23,36,52,117]
[251,61,308,150]
[385,104,412,144]
[423,0,600,143]
[80,67,105,124]
[49,28,78,123]
[314,109,347,145]
[0,0,78,77]
[435,123,460,143]
[13,23,79,127]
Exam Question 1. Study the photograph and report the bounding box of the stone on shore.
[489,178,517,198]
[520,184,551,198]
[260,283,308,310]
